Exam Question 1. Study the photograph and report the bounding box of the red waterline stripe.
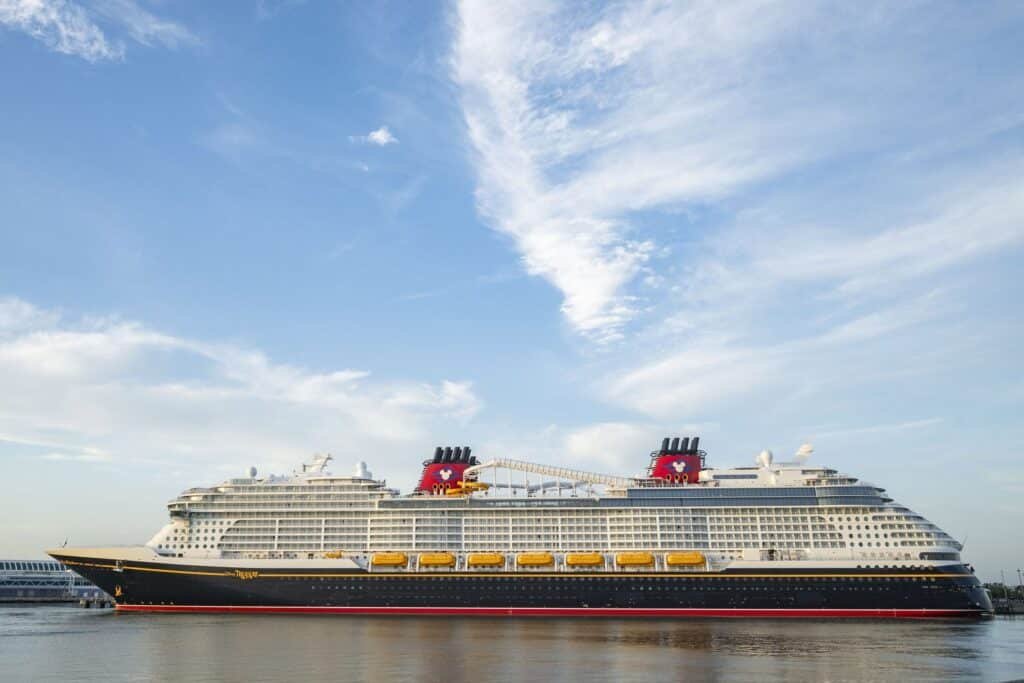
[115,605,982,619]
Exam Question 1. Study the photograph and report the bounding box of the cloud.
[451,1,826,341]
[449,1,1024,426]
[0,297,482,476]
[452,1,1024,343]
[801,418,942,441]
[40,450,112,463]
[350,126,399,146]
[563,421,662,472]
[92,0,197,49]
[368,126,398,146]
[689,168,1024,311]
[0,0,195,62]
[601,271,996,423]
[0,296,60,333]
[0,0,123,61]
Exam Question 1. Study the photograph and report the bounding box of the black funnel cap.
[690,436,700,453]
[680,437,690,453]
[463,446,472,463]
[661,437,670,453]
[454,447,463,462]
[443,447,454,463]
[433,446,443,463]
[670,437,680,453]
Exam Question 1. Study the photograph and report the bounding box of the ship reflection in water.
[3,608,1023,682]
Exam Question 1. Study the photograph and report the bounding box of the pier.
[1,559,110,605]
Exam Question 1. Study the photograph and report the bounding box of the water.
[2,607,1022,682]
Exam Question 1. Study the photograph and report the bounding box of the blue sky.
[1,1,1022,581]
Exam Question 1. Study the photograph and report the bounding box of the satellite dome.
[248,466,257,478]
[756,449,774,468]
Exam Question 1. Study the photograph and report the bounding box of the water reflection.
[1,608,1019,683]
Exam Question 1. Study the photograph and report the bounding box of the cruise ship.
[49,437,993,618]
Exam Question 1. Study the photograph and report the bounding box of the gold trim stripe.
[60,559,970,581]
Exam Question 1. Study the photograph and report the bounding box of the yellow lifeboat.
[467,553,504,567]
[565,552,604,567]
[516,552,554,567]
[665,551,705,567]
[418,552,456,568]
[461,481,490,492]
[616,552,654,567]
[371,552,408,567]
[323,550,345,559]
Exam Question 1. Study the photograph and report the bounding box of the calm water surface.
[1,606,1022,682]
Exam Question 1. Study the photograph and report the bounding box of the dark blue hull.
[51,553,993,618]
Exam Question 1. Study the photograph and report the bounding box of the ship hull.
[51,553,993,619]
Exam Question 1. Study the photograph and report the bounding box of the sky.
[0,0,1022,581]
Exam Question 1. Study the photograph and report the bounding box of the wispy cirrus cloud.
[683,166,1024,312]
[0,0,196,62]
[452,1,1024,345]
[0,0,122,60]
[599,161,1024,418]
[92,0,197,49]
[801,418,942,441]
[452,1,832,341]
[40,450,112,463]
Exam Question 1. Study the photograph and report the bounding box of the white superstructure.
[145,447,963,572]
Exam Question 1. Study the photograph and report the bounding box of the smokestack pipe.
[433,447,443,463]
[661,437,670,453]
[463,446,472,463]
[690,437,700,453]
[670,437,680,453]
[680,437,690,453]
[454,447,463,462]
[443,447,453,462]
